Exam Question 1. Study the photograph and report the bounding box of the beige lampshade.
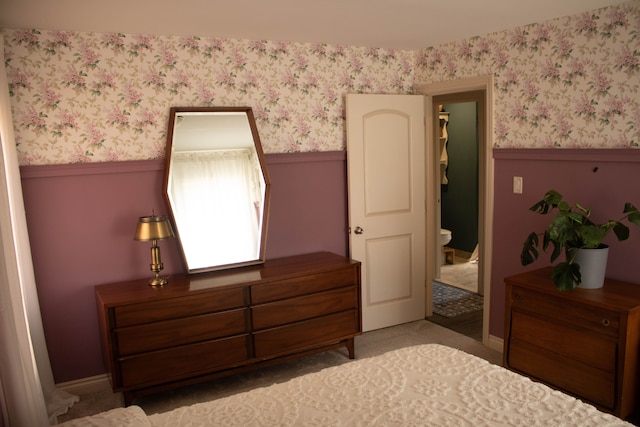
[134,214,175,241]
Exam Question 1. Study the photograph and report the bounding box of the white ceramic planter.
[570,246,610,289]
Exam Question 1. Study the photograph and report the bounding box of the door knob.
[354,226,364,234]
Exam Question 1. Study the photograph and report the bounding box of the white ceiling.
[0,0,633,50]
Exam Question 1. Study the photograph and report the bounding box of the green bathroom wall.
[441,102,478,254]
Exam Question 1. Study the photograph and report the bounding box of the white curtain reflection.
[169,149,265,270]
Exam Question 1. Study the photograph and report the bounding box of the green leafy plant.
[521,189,640,291]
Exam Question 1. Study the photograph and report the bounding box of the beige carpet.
[439,260,478,293]
[57,321,501,423]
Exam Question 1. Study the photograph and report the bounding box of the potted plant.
[521,189,640,291]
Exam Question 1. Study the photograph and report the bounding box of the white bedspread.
[59,405,151,426]
[144,344,631,426]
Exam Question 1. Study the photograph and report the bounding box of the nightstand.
[504,267,640,420]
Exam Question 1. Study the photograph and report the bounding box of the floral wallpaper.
[416,2,640,149]
[2,2,640,165]
[2,31,415,165]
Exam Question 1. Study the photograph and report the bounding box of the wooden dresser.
[95,252,361,404]
[504,267,640,420]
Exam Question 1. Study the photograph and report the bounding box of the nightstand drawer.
[252,286,357,330]
[251,268,356,304]
[254,310,358,358]
[510,286,619,337]
[119,335,249,388]
[509,311,616,372]
[116,308,249,356]
[509,339,615,410]
[114,287,246,327]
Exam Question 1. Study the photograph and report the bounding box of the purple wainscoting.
[264,151,349,259]
[490,149,640,339]
[20,160,178,385]
[20,151,349,383]
[21,147,640,383]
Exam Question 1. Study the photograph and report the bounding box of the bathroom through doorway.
[427,89,486,343]
[415,76,494,349]
[438,100,479,295]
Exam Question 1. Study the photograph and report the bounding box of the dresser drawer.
[251,268,356,304]
[116,308,248,356]
[113,287,246,327]
[119,335,249,388]
[252,286,357,330]
[510,286,619,337]
[509,311,616,372]
[254,310,359,358]
[509,339,615,410]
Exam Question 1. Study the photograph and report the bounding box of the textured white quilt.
[61,344,633,426]
[148,344,631,426]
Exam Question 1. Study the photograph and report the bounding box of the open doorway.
[414,77,494,348]
[429,93,483,340]
[436,100,479,292]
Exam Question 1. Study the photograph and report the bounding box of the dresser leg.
[346,338,355,359]
[123,391,135,407]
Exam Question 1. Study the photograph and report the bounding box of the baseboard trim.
[486,334,504,354]
[57,374,111,395]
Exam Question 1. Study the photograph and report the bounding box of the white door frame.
[414,75,496,348]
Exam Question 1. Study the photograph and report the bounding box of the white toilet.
[440,228,452,246]
[440,229,453,265]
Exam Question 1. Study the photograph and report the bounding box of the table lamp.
[134,211,175,286]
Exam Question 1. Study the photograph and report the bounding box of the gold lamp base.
[148,240,169,286]
[149,273,168,287]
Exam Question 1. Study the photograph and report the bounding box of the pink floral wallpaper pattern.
[416,2,640,149]
[3,32,415,165]
[2,2,639,166]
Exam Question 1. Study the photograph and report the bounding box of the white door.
[346,94,426,332]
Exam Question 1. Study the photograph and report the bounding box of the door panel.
[346,94,426,331]
[364,112,411,214]
[366,235,412,303]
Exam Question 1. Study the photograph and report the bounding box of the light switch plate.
[513,176,523,194]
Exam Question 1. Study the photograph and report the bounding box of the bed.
[60,344,633,426]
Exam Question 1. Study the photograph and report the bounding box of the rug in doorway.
[433,281,483,318]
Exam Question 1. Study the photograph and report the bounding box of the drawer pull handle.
[602,319,611,327]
